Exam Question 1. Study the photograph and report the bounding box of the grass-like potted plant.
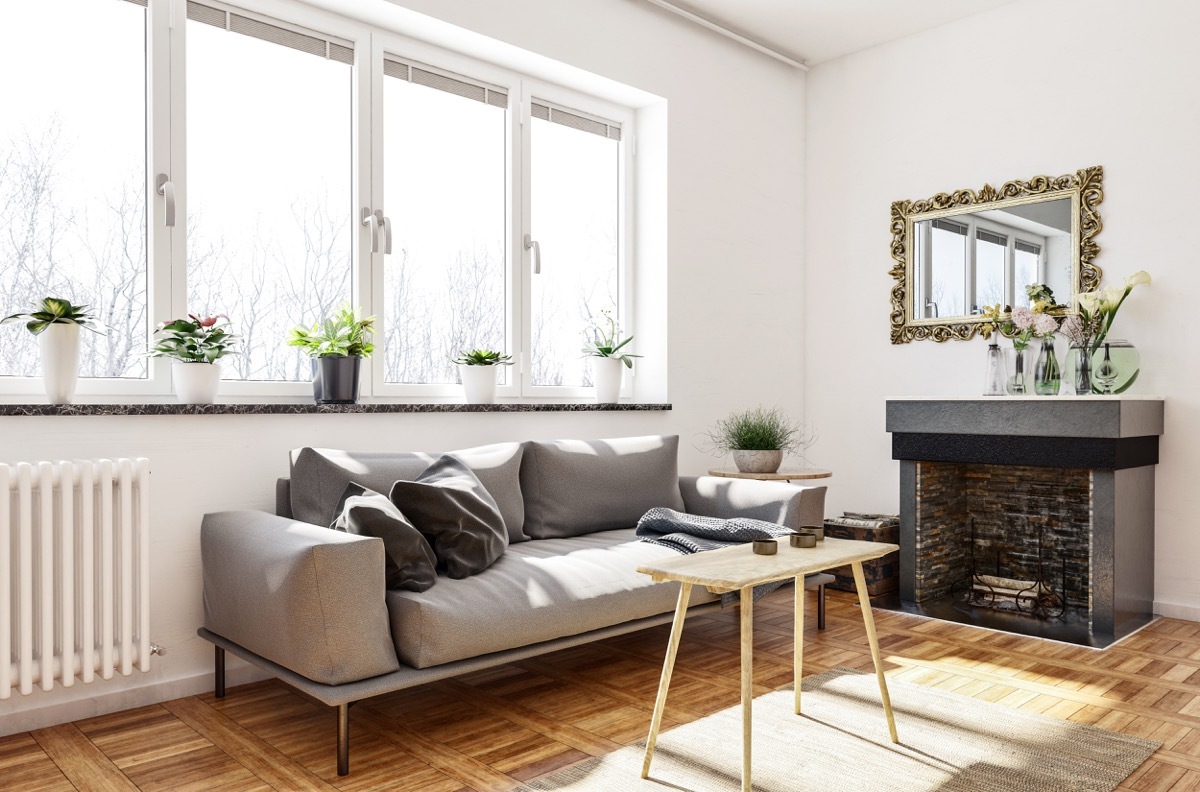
[148,314,239,404]
[288,303,375,404]
[582,310,640,403]
[704,406,811,474]
[451,349,513,405]
[2,297,101,404]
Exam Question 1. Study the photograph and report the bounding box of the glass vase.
[1064,343,1094,395]
[983,342,1006,396]
[1092,339,1140,394]
[1007,345,1029,395]
[1033,337,1061,396]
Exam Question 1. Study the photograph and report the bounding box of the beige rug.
[519,668,1158,792]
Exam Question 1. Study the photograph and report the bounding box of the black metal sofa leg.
[215,646,226,698]
[818,584,826,630]
[337,703,350,776]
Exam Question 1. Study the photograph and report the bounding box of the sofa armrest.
[678,476,827,530]
[201,510,401,685]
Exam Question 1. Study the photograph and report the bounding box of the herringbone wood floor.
[4,588,1199,791]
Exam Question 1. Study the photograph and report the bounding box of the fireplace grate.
[954,517,1066,621]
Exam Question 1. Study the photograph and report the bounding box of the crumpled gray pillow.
[330,482,438,592]
[390,455,508,579]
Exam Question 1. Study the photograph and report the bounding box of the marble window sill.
[0,402,671,417]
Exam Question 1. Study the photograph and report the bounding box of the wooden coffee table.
[707,467,832,481]
[637,537,900,792]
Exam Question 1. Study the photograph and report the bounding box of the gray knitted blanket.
[636,508,795,605]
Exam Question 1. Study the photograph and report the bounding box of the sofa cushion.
[389,456,508,579]
[385,527,717,668]
[289,443,527,542]
[520,435,686,538]
[330,483,438,592]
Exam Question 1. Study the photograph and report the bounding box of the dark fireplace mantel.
[885,397,1164,648]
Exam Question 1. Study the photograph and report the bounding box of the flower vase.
[591,357,623,403]
[172,361,221,404]
[39,323,81,404]
[1092,339,1140,394]
[983,342,1006,396]
[1070,344,1094,395]
[1007,345,1029,395]
[459,364,499,404]
[1033,337,1061,396]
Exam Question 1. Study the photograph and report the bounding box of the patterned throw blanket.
[636,507,796,605]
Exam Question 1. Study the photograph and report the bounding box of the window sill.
[0,402,671,417]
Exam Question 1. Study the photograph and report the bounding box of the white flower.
[1033,313,1058,336]
[1102,284,1126,312]
[1077,291,1102,314]
[1010,305,1035,331]
[1126,270,1151,288]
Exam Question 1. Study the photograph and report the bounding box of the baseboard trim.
[0,663,271,737]
[1154,599,1200,623]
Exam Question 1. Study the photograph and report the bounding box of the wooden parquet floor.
[5,588,1200,791]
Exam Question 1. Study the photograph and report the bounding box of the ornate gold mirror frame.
[889,166,1103,343]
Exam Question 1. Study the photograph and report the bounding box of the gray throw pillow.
[331,483,438,592]
[390,455,508,579]
[520,435,686,538]
[289,444,527,543]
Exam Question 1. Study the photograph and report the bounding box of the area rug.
[518,668,1158,792]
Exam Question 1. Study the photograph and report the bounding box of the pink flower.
[1010,306,1035,331]
[1033,313,1058,337]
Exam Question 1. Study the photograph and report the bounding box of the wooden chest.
[823,513,900,597]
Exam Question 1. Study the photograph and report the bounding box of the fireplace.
[886,398,1164,648]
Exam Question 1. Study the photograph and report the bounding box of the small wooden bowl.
[790,532,817,548]
[752,539,778,555]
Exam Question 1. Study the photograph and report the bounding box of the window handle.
[376,210,393,255]
[155,175,175,227]
[524,234,541,274]
[361,207,379,254]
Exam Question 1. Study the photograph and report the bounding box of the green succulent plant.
[452,349,514,366]
[2,297,101,335]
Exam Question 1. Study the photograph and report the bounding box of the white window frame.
[0,0,640,403]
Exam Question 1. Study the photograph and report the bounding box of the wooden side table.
[637,537,899,792]
[707,467,832,481]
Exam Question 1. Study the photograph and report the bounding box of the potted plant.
[288,303,375,404]
[704,406,812,474]
[451,349,513,405]
[581,310,640,403]
[148,314,239,404]
[2,297,101,404]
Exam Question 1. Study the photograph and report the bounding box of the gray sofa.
[198,435,827,775]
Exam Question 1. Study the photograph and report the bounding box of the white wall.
[805,0,1198,615]
[0,0,807,732]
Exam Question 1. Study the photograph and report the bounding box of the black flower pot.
[312,356,362,404]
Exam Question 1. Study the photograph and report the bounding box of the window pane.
[187,14,352,381]
[530,110,620,387]
[929,222,966,318]
[1013,243,1041,308]
[0,0,147,379]
[975,230,1006,310]
[382,67,506,385]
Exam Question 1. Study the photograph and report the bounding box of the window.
[1,0,638,400]
[974,228,1007,310]
[529,101,624,389]
[0,0,148,381]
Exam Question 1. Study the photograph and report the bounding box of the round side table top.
[707,468,832,481]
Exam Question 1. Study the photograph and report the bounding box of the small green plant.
[704,406,812,454]
[287,303,375,358]
[452,349,513,366]
[581,310,641,369]
[148,314,239,363]
[2,297,101,335]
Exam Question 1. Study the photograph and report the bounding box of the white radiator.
[1,458,151,698]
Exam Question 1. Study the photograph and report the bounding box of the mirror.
[889,166,1103,343]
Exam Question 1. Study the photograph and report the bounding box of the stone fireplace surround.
[886,398,1164,648]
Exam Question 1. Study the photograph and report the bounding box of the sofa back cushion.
[289,443,527,542]
[520,435,685,538]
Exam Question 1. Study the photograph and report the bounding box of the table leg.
[642,582,692,779]
[794,575,804,715]
[741,584,754,792]
[852,561,898,744]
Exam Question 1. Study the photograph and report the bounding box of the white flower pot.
[173,361,222,404]
[733,449,783,474]
[459,364,499,405]
[39,323,81,405]
[592,357,624,403]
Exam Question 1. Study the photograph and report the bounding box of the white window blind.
[977,228,1007,247]
[186,0,353,64]
[931,218,967,235]
[532,100,622,141]
[383,57,507,108]
[1016,239,1041,255]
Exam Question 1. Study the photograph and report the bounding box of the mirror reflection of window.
[928,218,967,318]
[1013,240,1042,308]
[974,228,1007,311]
